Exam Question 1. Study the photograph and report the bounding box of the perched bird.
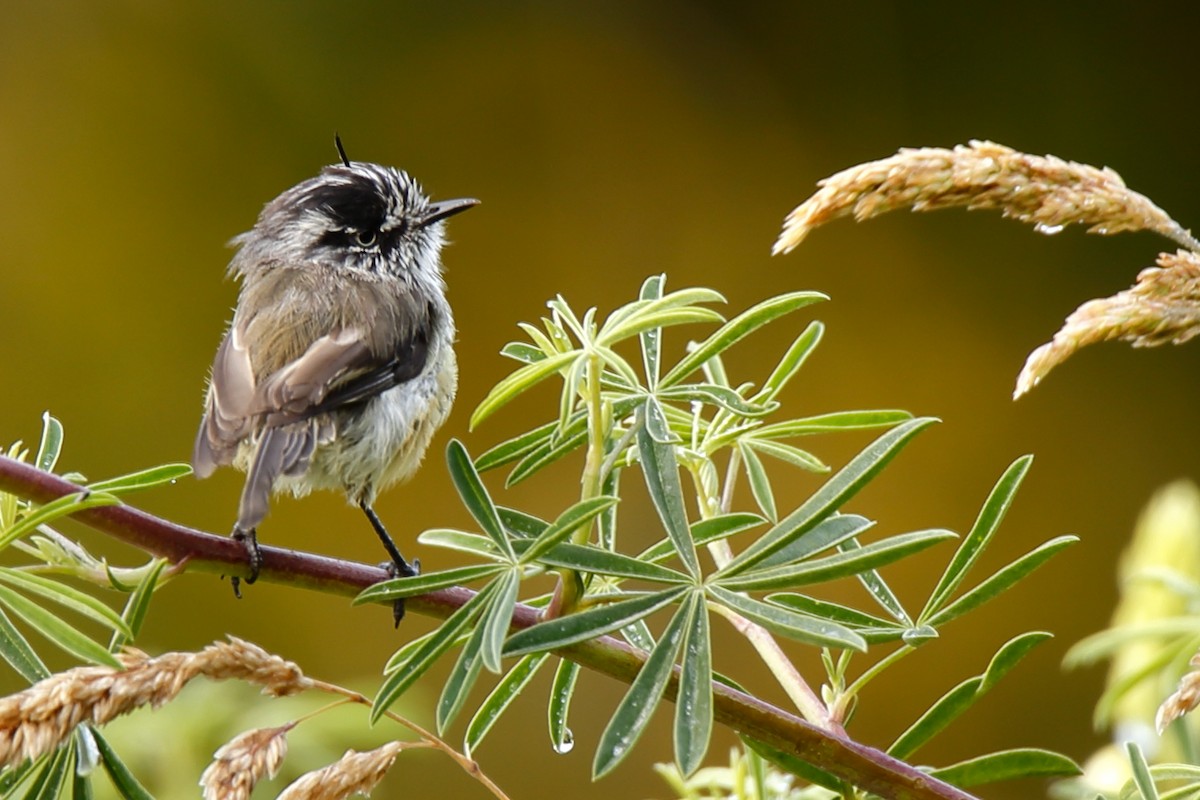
[192,138,477,617]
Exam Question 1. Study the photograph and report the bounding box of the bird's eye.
[353,230,377,247]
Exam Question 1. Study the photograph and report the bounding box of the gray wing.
[192,325,371,530]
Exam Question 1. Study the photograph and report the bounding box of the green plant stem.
[0,454,977,800]
[834,645,915,724]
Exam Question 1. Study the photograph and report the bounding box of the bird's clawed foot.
[229,524,262,599]
[380,556,421,627]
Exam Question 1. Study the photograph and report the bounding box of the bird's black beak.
[423,198,480,225]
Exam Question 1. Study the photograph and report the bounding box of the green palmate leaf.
[85,464,192,495]
[520,497,620,564]
[657,385,777,417]
[742,439,827,472]
[922,455,1033,618]
[355,564,505,604]
[755,514,873,570]
[741,736,843,794]
[596,345,642,389]
[706,585,866,650]
[474,420,559,472]
[480,570,521,673]
[0,491,122,551]
[93,730,154,800]
[1127,742,1160,800]
[373,586,493,722]
[718,530,956,592]
[675,593,713,777]
[548,658,580,754]
[506,428,589,487]
[110,559,167,652]
[637,513,767,564]
[504,587,687,657]
[446,440,514,560]
[470,350,579,430]
[753,409,915,440]
[739,442,777,523]
[0,606,49,683]
[465,652,550,757]
[929,748,1080,787]
[888,632,1050,759]
[594,594,694,778]
[0,568,130,637]
[644,395,679,444]
[639,275,665,389]
[0,583,121,668]
[533,543,691,584]
[36,412,64,473]
[659,292,828,388]
[925,536,1078,628]
[720,418,938,576]
[766,594,907,643]
[637,414,699,577]
[758,321,824,403]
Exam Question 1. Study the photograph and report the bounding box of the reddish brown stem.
[0,455,975,800]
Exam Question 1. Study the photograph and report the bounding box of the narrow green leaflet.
[36,412,64,473]
[85,464,192,495]
[755,514,873,571]
[888,632,1050,759]
[26,742,72,800]
[706,585,865,650]
[532,542,691,584]
[639,274,665,389]
[925,536,1078,628]
[739,443,776,523]
[741,736,843,794]
[446,440,514,560]
[1127,742,1160,800]
[470,350,578,430]
[0,583,121,668]
[659,292,828,388]
[416,530,503,559]
[675,592,713,777]
[766,594,907,643]
[717,530,956,592]
[922,455,1032,619]
[499,507,549,538]
[548,658,580,754]
[0,568,130,637]
[504,587,687,657]
[657,385,776,417]
[753,410,914,439]
[0,606,49,682]
[643,395,678,444]
[757,321,824,402]
[593,594,693,778]
[720,418,938,576]
[928,748,1080,787]
[637,513,766,564]
[465,653,550,758]
[93,730,155,800]
[355,564,504,604]
[437,603,491,734]
[599,287,726,345]
[474,419,559,472]
[499,341,545,364]
[637,414,699,577]
[110,559,167,652]
[743,439,827,473]
[521,497,619,563]
[372,585,492,722]
[0,492,122,551]
[480,570,521,673]
[506,428,589,487]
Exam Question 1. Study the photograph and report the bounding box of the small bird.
[192,138,477,617]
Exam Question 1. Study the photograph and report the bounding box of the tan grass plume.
[1157,650,1200,733]
[276,742,405,800]
[0,637,310,767]
[200,723,293,800]
[773,140,1199,255]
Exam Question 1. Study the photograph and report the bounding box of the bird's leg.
[229,524,262,599]
[360,502,420,626]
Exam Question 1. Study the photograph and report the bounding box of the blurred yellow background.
[4,2,1200,798]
